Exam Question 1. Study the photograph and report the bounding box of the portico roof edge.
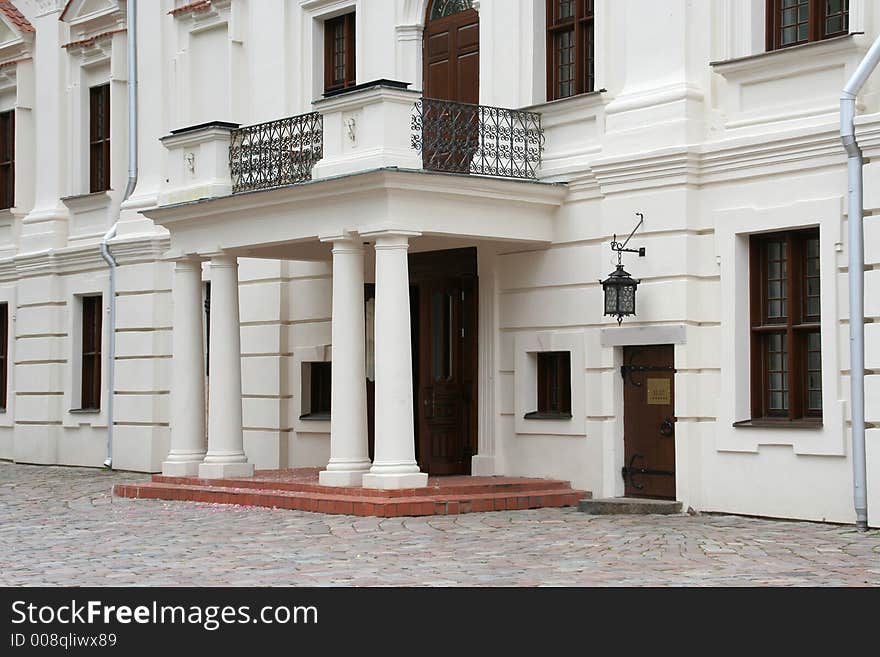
[143,167,569,225]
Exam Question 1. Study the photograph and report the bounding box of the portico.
[147,164,565,489]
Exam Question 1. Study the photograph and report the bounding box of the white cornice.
[1,234,171,281]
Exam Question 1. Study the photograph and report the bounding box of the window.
[749,229,821,422]
[324,13,356,94]
[0,111,13,210]
[546,0,594,101]
[766,0,849,51]
[80,295,103,411]
[301,362,331,419]
[526,351,572,419]
[0,303,7,411]
[89,84,111,193]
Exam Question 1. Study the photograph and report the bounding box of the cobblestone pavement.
[1,462,878,586]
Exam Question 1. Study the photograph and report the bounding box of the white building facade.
[1,0,879,525]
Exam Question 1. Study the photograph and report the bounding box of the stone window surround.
[64,283,110,429]
[301,0,358,106]
[714,0,865,62]
[514,329,586,437]
[293,343,332,435]
[714,196,845,456]
[0,285,14,427]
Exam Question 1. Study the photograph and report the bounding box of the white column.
[319,237,372,486]
[163,258,207,476]
[362,232,427,489]
[199,255,254,479]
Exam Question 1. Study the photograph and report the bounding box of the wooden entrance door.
[411,249,478,475]
[423,2,479,103]
[622,345,676,499]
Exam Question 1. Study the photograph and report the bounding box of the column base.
[362,472,428,490]
[162,460,203,477]
[471,455,496,477]
[198,461,255,480]
[319,469,370,487]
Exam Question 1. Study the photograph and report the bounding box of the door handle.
[660,418,675,437]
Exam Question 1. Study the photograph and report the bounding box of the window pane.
[824,0,849,36]
[431,290,453,382]
[765,239,787,321]
[556,29,575,99]
[806,331,822,412]
[537,352,571,414]
[558,0,574,20]
[804,236,821,319]
[766,333,788,414]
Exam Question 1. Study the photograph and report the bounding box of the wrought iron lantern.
[602,213,645,325]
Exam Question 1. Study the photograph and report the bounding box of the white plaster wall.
[0,0,877,528]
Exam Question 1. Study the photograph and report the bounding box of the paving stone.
[0,462,878,586]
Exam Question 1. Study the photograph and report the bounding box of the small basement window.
[525,351,572,420]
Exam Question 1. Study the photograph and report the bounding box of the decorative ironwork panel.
[411,98,543,180]
[429,0,474,20]
[229,112,323,193]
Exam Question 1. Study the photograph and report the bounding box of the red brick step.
[113,469,589,517]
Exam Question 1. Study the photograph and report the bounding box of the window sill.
[710,33,861,69]
[524,411,573,421]
[69,408,101,415]
[299,412,331,422]
[733,419,822,430]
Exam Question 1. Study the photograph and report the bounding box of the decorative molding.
[3,234,171,281]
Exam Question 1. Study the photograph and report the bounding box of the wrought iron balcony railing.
[411,98,543,180]
[229,112,323,193]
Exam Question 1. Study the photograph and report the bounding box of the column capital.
[363,229,422,251]
[360,228,422,240]
[207,254,239,269]
[171,256,205,272]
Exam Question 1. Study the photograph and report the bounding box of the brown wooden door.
[410,248,478,476]
[422,3,480,175]
[622,345,676,499]
[423,4,479,103]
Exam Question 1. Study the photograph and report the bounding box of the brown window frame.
[749,229,822,423]
[765,0,849,52]
[324,12,356,94]
[0,110,14,210]
[0,303,7,412]
[526,351,572,419]
[80,295,103,411]
[89,84,111,193]
[546,0,595,102]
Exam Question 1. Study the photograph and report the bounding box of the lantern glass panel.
[620,284,635,314]
[604,285,618,314]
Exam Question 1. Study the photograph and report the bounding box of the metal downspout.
[99,0,138,469]
[841,34,880,531]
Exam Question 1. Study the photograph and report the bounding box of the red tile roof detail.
[62,27,125,49]
[0,1,35,33]
[169,1,212,16]
[0,56,30,69]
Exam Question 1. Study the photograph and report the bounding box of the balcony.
[229,112,324,194]
[411,98,544,180]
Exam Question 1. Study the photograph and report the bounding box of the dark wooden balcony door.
[423,3,479,103]
[422,2,480,174]
[622,345,676,499]
[411,249,478,476]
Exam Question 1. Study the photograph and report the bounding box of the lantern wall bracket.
[610,212,646,265]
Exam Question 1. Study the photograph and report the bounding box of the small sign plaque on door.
[646,378,671,405]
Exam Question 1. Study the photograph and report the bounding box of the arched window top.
[429,0,474,20]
